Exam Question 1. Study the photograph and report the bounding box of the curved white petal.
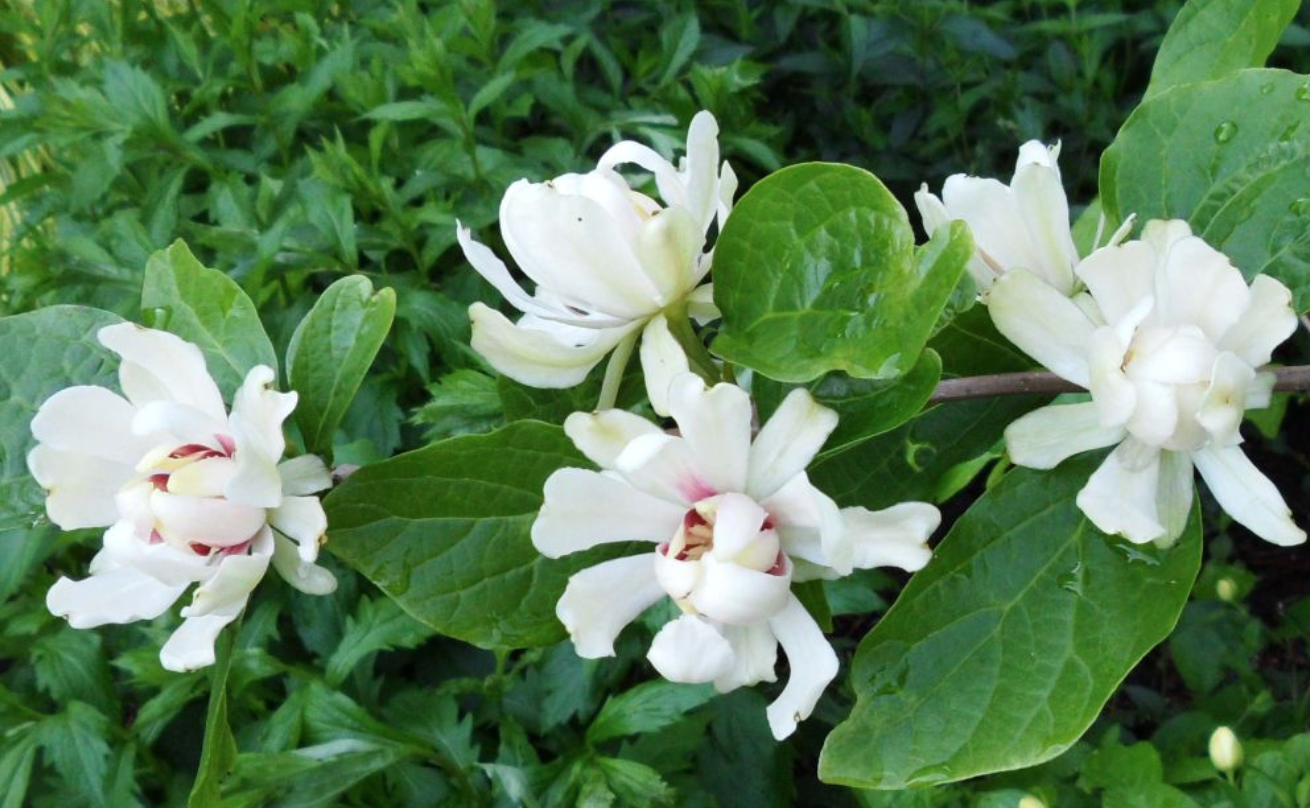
[102,518,214,586]
[654,548,702,600]
[746,388,838,501]
[30,386,158,463]
[98,323,226,421]
[1156,236,1250,340]
[1197,352,1255,446]
[271,532,337,595]
[686,282,720,324]
[639,314,691,417]
[714,621,778,693]
[941,175,1041,278]
[634,206,703,302]
[687,553,791,625]
[761,473,847,573]
[181,531,272,619]
[1127,325,1217,385]
[710,492,772,569]
[159,613,236,672]
[665,373,752,495]
[27,445,135,530]
[563,409,662,470]
[1011,157,1077,294]
[557,554,664,658]
[278,454,333,496]
[269,495,327,562]
[1141,219,1193,254]
[646,614,734,684]
[1125,380,1179,448]
[151,490,267,548]
[532,468,684,558]
[1086,327,1136,429]
[46,564,186,629]
[1076,440,1165,544]
[840,502,939,572]
[469,303,636,389]
[1075,241,1157,326]
[988,270,1095,386]
[131,400,228,445]
[765,595,839,740]
[615,432,717,506]
[1191,444,1306,546]
[226,365,294,509]
[681,110,722,231]
[1005,402,1127,470]
[916,183,995,291]
[1154,450,1194,548]
[1219,274,1298,368]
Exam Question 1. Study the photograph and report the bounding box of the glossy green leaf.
[286,276,397,458]
[1101,69,1310,312]
[819,454,1203,789]
[712,162,971,382]
[187,627,238,808]
[323,421,624,649]
[1145,0,1299,98]
[0,306,122,530]
[141,239,278,396]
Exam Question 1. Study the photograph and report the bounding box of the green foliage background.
[2,1,1309,806]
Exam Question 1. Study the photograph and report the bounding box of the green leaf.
[1100,69,1310,312]
[587,681,716,745]
[323,421,625,649]
[415,370,504,441]
[0,730,39,808]
[37,702,112,808]
[0,306,122,530]
[188,627,239,808]
[325,596,434,687]
[1145,0,1299,98]
[141,240,277,397]
[712,163,971,383]
[286,276,396,458]
[595,757,674,808]
[818,454,1203,789]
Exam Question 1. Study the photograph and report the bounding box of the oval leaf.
[819,453,1202,789]
[1145,0,1299,99]
[286,276,397,459]
[712,162,971,383]
[322,420,621,649]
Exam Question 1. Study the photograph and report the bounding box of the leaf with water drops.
[321,420,629,649]
[1101,68,1310,312]
[818,452,1202,789]
[1144,0,1299,99]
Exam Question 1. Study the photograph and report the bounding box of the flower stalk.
[929,364,1310,404]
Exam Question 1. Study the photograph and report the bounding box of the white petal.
[1197,352,1255,446]
[646,614,734,684]
[709,493,772,568]
[746,388,838,500]
[1155,450,1194,548]
[714,622,778,692]
[1075,241,1157,325]
[563,409,662,470]
[532,469,684,558]
[1005,402,1127,469]
[27,445,135,530]
[1127,325,1217,385]
[681,110,722,231]
[941,175,1042,278]
[1219,274,1298,368]
[1156,236,1249,340]
[226,365,294,509]
[665,374,752,495]
[279,454,333,495]
[1125,380,1179,448]
[1076,440,1165,544]
[765,595,839,740]
[98,323,226,421]
[130,400,227,445]
[988,270,1095,386]
[716,159,739,230]
[30,386,157,463]
[1248,371,1276,410]
[271,532,337,595]
[916,183,995,292]
[1141,219,1193,254]
[46,565,186,629]
[469,303,635,389]
[615,432,718,506]
[1086,326,1136,429]
[102,519,214,586]
[151,490,267,548]
[181,528,272,618]
[1011,157,1077,294]
[639,314,690,417]
[557,555,664,657]
[634,206,703,302]
[840,502,939,572]
[166,457,237,498]
[159,613,236,672]
[760,473,846,573]
[269,496,327,562]
[654,548,702,599]
[686,282,720,323]
[687,553,791,625]
[1191,444,1306,546]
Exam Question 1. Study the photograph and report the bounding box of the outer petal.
[159,613,237,672]
[839,502,938,572]
[1124,380,1179,448]
[532,468,684,558]
[746,388,839,501]
[686,282,720,323]
[761,473,847,574]
[97,323,226,421]
[130,400,227,445]
[646,614,734,684]
[639,314,690,417]
[1011,154,1078,294]
[1086,327,1136,429]
[765,595,840,740]
[687,554,791,625]
[181,538,271,620]
[563,409,663,470]
[988,270,1095,386]
[665,373,752,495]
[940,175,1041,279]
[30,386,158,463]
[680,110,722,232]
[1197,352,1256,446]
[27,445,136,530]
[46,564,186,629]
[1219,274,1298,368]
[226,365,294,509]
[1075,440,1165,544]
[278,454,333,495]
[1075,241,1157,325]
[1191,444,1306,546]
[915,184,995,291]
[1156,236,1250,340]
[271,533,337,595]
[1155,450,1194,548]
[469,303,636,389]
[557,555,664,657]
[614,433,716,506]
[714,622,778,693]
[634,206,703,302]
[269,495,327,562]
[1004,402,1127,469]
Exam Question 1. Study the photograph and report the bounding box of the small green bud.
[1216,578,1238,602]
[1209,726,1243,774]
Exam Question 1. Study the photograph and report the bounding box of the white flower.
[916,140,1080,295]
[531,373,940,739]
[1208,726,1243,773]
[458,111,737,414]
[29,324,337,671]
[992,220,1304,548]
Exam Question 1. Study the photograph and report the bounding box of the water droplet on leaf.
[1213,121,1238,144]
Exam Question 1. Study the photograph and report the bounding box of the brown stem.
[929,365,1310,405]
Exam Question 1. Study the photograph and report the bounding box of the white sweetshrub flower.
[990,220,1305,548]
[531,373,940,740]
[458,111,737,415]
[916,140,1080,295]
[1208,726,1243,773]
[29,324,336,671]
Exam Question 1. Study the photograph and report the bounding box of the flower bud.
[1018,796,1047,808]
[1209,726,1243,773]
[1216,578,1238,602]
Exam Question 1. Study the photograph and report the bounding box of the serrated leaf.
[141,240,277,397]
[30,627,116,715]
[38,701,112,807]
[1145,0,1299,98]
[587,681,716,745]
[325,596,434,687]
[324,421,627,649]
[286,275,396,458]
[818,454,1203,789]
[0,305,122,530]
[712,163,970,383]
[0,730,39,808]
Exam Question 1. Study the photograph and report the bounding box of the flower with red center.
[532,373,941,739]
[28,323,336,671]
